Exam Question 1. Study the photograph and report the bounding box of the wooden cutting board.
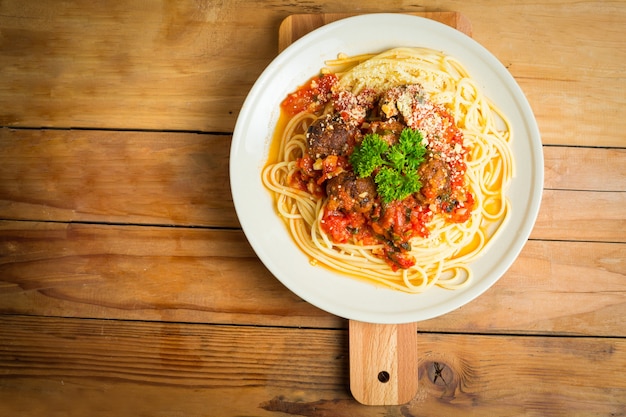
[277,12,471,406]
[278,12,472,52]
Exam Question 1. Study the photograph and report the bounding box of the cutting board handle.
[349,320,419,405]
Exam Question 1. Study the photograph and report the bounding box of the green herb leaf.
[397,128,427,173]
[349,133,388,177]
[350,127,427,203]
[375,167,422,203]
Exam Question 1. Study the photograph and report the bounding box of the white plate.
[230,13,543,324]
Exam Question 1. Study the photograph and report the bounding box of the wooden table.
[1,1,624,415]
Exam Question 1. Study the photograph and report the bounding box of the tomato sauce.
[285,78,474,271]
[281,74,338,116]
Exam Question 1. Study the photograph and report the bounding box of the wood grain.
[0,2,624,415]
[349,321,419,405]
[1,221,624,336]
[0,221,336,328]
[0,0,274,132]
[0,1,624,147]
[0,128,236,227]
[542,146,625,192]
[533,189,626,242]
[1,129,624,239]
[0,315,624,416]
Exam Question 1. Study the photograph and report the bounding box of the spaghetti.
[262,47,513,293]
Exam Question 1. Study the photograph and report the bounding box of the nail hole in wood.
[377,371,390,383]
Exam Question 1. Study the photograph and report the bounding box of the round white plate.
[230,13,543,324]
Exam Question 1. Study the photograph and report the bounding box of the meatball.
[368,119,406,146]
[379,84,425,122]
[418,157,451,205]
[326,172,377,213]
[306,114,354,159]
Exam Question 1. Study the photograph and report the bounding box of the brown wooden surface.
[349,321,419,405]
[1,315,624,416]
[1,2,625,416]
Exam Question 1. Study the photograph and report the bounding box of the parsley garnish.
[350,128,427,203]
[350,134,389,178]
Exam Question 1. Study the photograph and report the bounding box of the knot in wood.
[427,361,454,387]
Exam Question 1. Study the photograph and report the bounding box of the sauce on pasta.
[263,47,513,293]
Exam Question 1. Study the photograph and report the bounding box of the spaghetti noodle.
[262,47,513,293]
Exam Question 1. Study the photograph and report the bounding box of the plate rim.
[230,13,544,324]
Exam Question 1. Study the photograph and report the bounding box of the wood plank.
[543,146,625,192]
[0,315,624,416]
[0,128,237,227]
[0,0,275,132]
[348,321,419,405]
[1,222,624,336]
[0,221,337,328]
[532,189,626,242]
[0,1,624,147]
[1,129,624,236]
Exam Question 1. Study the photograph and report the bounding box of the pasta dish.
[262,47,513,293]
